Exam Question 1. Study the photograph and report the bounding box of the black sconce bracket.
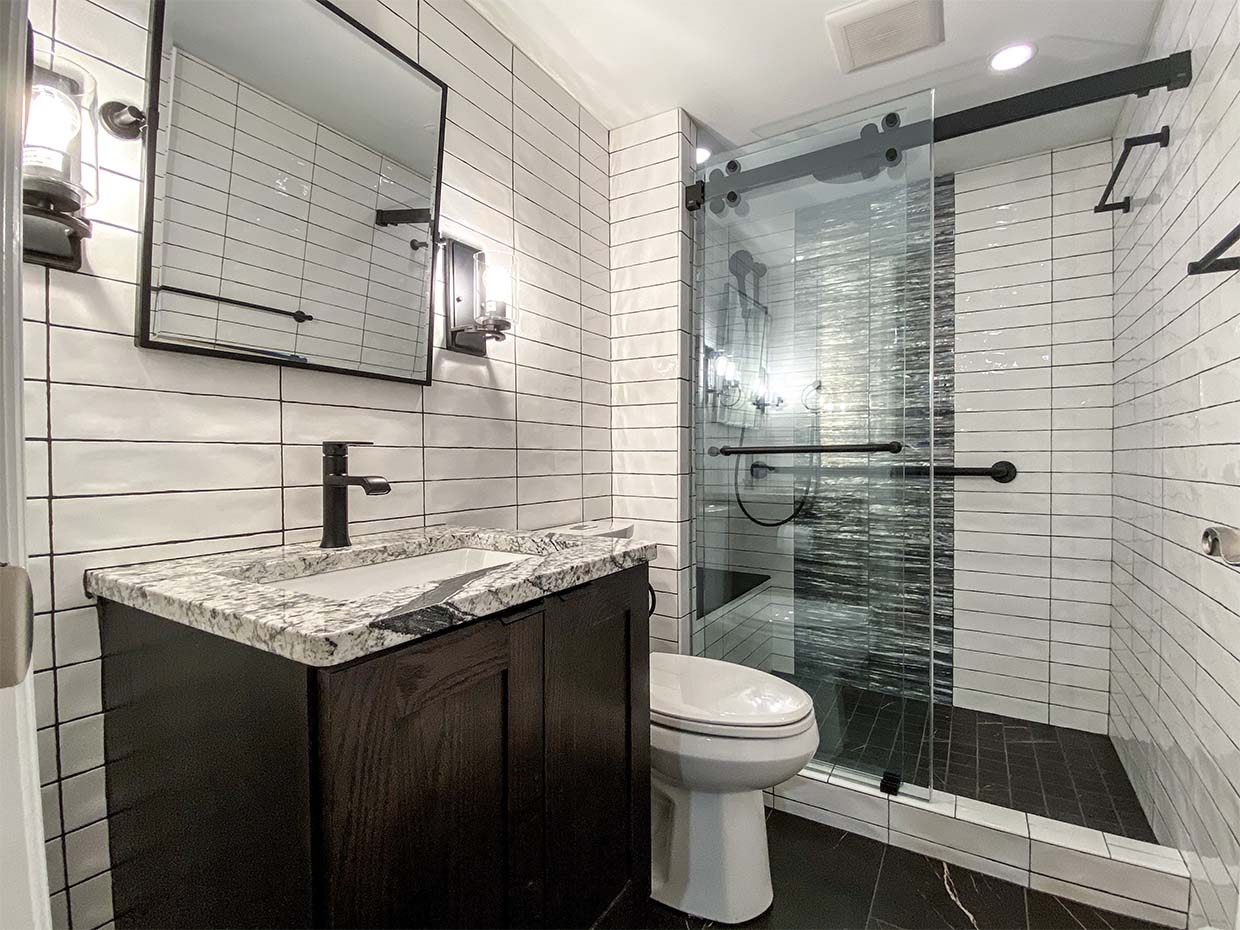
[22,204,91,272]
[100,101,147,139]
[441,237,488,356]
[375,207,432,227]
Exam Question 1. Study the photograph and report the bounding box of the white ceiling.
[469,0,1163,172]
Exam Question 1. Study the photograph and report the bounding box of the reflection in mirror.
[704,284,771,430]
[141,0,446,384]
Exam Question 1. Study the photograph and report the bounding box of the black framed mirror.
[137,0,447,385]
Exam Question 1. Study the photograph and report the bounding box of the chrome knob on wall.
[1201,526,1240,564]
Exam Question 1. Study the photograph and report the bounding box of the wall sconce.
[441,238,519,356]
[22,51,98,271]
[21,49,147,271]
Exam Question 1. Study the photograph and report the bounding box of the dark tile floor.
[603,809,1171,930]
[778,677,1156,842]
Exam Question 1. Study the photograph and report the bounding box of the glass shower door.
[691,90,938,791]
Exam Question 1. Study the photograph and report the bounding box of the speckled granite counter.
[85,526,657,666]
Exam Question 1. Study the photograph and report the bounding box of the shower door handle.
[708,441,903,456]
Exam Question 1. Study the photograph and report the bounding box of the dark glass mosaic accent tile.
[787,177,957,708]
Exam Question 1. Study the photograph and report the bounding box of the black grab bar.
[902,461,1018,483]
[708,441,903,456]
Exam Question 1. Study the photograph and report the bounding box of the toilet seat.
[650,653,816,739]
[651,709,816,739]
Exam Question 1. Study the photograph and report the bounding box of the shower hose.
[731,427,817,528]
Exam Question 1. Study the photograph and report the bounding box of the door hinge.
[684,180,705,212]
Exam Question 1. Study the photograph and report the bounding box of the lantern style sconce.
[441,238,519,356]
[22,51,98,270]
[21,48,148,271]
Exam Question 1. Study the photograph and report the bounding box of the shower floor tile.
[781,678,1157,843]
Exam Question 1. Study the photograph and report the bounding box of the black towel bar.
[157,285,314,323]
[1095,126,1169,214]
[708,441,903,456]
[1187,220,1240,275]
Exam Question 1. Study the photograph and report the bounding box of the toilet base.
[650,771,773,924]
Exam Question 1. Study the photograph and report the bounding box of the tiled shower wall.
[608,109,695,653]
[787,175,941,701]
[23,0,612,925]
[692,160,801,673]
[951,142,1115,734]
[1108,0,1240,925]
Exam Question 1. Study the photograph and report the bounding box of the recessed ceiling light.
[990,43,1035,72]
[695,146,712,165]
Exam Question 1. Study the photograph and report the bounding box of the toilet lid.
[649,654,814,731]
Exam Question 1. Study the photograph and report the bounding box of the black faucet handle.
[322,440,375,455]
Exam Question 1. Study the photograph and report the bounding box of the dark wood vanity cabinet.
[100,566,650,930]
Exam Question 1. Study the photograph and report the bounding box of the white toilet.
[648,653,819,924]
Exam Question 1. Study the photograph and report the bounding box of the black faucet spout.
[358,476,391,495]
[320,441,390,549]
[324,474,392,495]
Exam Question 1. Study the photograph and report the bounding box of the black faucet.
[320,441,392,549]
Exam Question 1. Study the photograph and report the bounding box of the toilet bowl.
[648,653,818,924]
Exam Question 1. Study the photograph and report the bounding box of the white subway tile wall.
[608,110,695,653]
[952,142,1115,733]
[1108,0,1240,926]
[697,576,775,666]
[25,0,611,925]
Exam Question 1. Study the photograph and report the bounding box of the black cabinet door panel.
[317,614,544,929]
[543,570,651,928]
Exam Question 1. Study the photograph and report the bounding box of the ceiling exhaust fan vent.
[825,0,945,73]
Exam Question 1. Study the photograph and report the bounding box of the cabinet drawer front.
[317,616,544,929]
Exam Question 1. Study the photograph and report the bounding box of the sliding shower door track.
[687,51,1191,212]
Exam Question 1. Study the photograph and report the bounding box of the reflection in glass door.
[691,90,943,791]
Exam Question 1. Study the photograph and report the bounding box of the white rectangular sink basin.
[266,548,535,600]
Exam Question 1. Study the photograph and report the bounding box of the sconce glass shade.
[473,250,518,337]
[23,52,98,213]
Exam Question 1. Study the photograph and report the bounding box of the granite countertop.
[84,526,658,667]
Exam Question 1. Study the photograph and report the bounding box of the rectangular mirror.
[138,0,446,384]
